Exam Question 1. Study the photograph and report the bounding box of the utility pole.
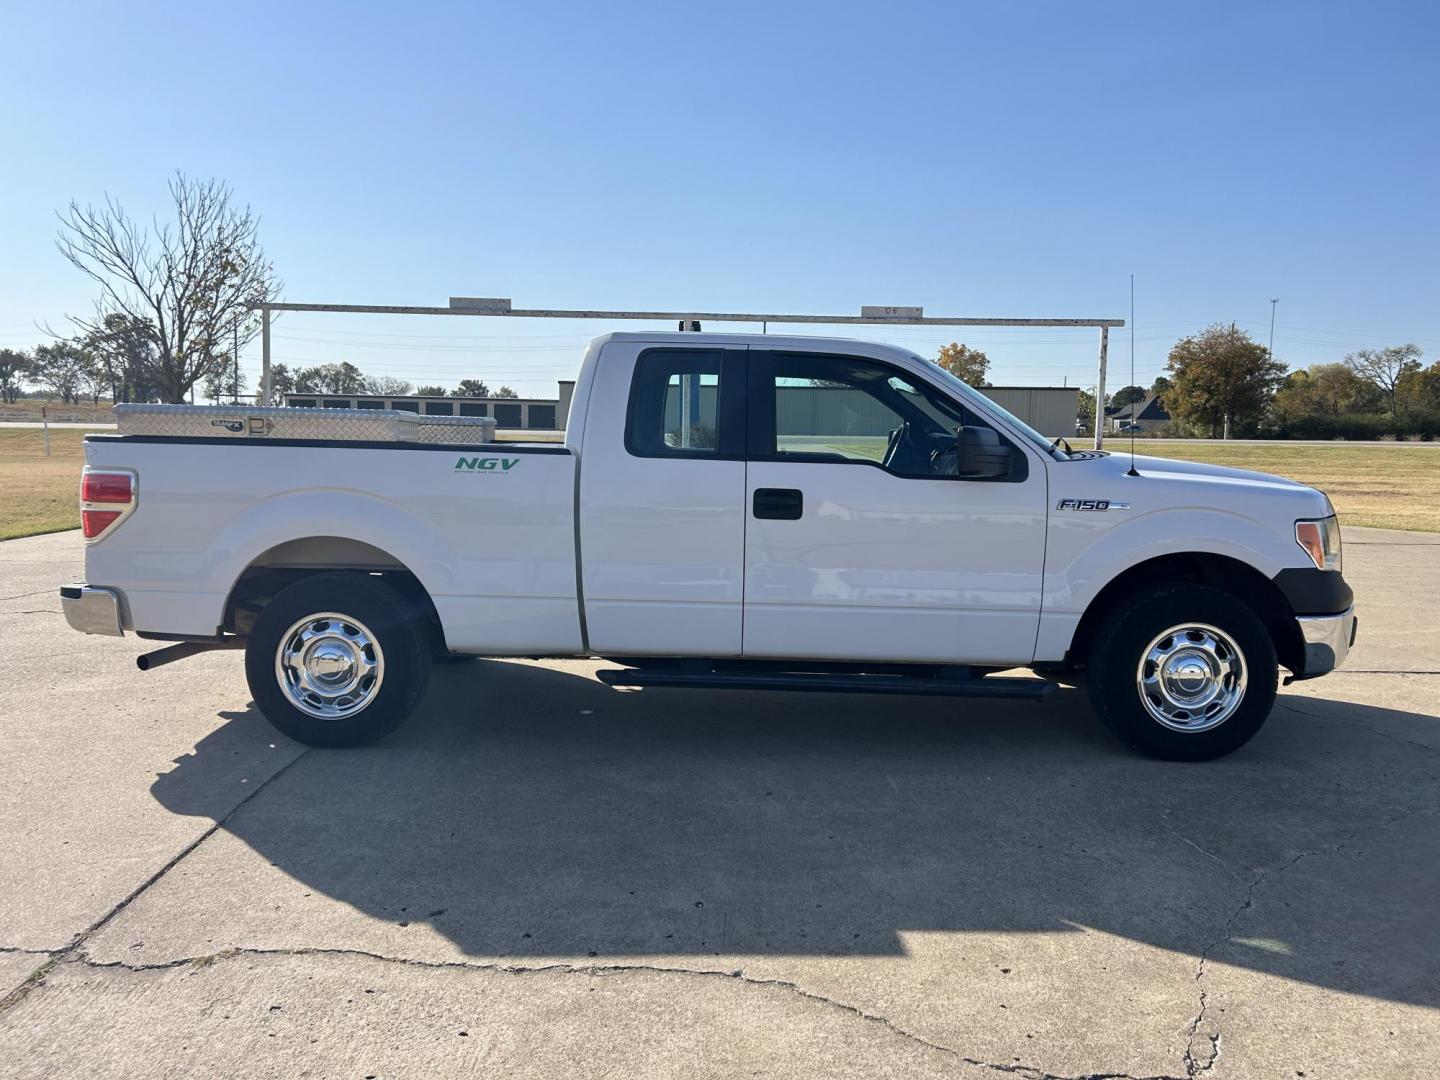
[1268,298,1279,361]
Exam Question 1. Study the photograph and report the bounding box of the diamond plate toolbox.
[113,404,497,445]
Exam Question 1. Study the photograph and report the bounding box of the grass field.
[0,428,105,541]
[1135,442,1440,532]
[1,428,1436,541]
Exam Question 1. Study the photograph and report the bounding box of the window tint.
[763,353,1006,479]
[627,350,728,457]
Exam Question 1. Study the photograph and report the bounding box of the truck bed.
[82,432,584,654]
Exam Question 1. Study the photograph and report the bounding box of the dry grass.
[1136,442,1440,532]
[0,428,102,540]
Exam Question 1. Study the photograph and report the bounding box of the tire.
[1086,583,1277,761]
[245,572,433,748]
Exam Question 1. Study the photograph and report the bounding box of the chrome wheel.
[1136,622,1247,733]
[275,612,385,720]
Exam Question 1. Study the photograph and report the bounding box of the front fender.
[1045,507,1300,614]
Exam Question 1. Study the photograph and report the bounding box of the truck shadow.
[152,659,1439,1008]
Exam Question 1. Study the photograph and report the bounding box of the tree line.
[934,326,1438,439]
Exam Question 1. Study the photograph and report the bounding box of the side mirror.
[957,425,1011,479]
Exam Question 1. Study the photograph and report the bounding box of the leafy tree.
[0,348,33,404]
[261,362,296,404]
[1111,385,1146,409]
[56,173,279,403]
[81,313,160,402]
[32,341,92,404]
[452,379,491,397]
[1164,324,1286,437]
[364,375,413,396]
[1075,387,1096,431]
[493,386,518,398]
[1397,360,1440,412]
[1272,363,1380,422]
[297,362,368,395]
[1346,344,1423,416]
[1150,375,1172,397]
[203,360,246,403]
[933,342,990,387]
[415,384,448,397]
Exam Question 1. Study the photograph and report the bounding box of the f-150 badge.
[1056,499,1130,511]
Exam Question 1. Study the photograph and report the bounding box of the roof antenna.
[1126,273,1140,477]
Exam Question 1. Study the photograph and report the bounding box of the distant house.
[1109,394,1170,432]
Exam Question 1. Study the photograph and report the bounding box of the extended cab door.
[742,350,1048,665]
[578,343,748,655]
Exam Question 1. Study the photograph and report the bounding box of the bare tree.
[57,174,279,403]
[1346,344,1423,416]
[365,375,414,396]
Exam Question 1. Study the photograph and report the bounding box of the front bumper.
[60,584,125,637]
[1292,605,1356,679]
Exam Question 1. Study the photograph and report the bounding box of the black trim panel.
[1273,567,1353,616]
[85,434,571,455]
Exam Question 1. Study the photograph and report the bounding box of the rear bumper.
[1292,606,1356,679]
[60,584,125,637]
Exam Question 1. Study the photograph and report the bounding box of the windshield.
[911,354,1067,459]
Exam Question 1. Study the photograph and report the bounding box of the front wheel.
[1086,583,1277,761]
[245,572,432,748]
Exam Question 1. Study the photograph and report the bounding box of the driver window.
[767,354,974,478]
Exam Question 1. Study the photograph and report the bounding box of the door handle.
[753,488,803,520]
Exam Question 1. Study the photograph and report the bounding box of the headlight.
[1295,515,1343,573]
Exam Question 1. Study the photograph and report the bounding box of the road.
[0,529,1436,1078]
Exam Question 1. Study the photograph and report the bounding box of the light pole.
[1268,298,1279,361]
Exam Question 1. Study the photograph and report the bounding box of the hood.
[1053,450,1332,517]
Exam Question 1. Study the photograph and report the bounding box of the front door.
[742,350,1048,665]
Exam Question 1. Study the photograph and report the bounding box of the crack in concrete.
[0,749,310,1017]
[60,945,1185,1080]
[0,589,53,602]
[1179,805,1437,1076]
[1160,813,1242,883]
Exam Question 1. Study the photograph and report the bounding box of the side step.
[595,667,1054,700]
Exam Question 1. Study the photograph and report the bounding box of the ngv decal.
[1056,498,1130,511]
[454,456,520,473]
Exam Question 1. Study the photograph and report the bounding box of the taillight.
[82,510,123,538]
[80,469,136,542]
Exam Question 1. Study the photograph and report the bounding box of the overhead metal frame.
[252,299,1123,448]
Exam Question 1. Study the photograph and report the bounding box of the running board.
[595,667,1054,699]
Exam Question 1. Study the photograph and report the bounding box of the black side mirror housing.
[957,426,1011,479]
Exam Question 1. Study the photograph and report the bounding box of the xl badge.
[1056,498,1130,511]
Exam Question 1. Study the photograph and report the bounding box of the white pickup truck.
[62,331,1356,760]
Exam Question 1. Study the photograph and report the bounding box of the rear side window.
[626,349,741,458]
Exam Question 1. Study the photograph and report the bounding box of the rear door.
[578,343,749,655]
[741,350,1048,665]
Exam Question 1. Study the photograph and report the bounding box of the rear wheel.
[1086,583,1276,760]
[245,573,432,748]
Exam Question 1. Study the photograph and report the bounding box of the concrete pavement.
[0,528,1436,1079]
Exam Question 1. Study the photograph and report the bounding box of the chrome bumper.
[60,584,125,637]
[1294,606,1356,678]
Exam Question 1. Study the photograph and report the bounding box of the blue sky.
[2,0,1435,398]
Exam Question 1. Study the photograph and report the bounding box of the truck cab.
[62,331,1356,760]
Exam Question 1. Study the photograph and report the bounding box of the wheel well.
[1063,553,1303,674]
[223,537,445,651]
